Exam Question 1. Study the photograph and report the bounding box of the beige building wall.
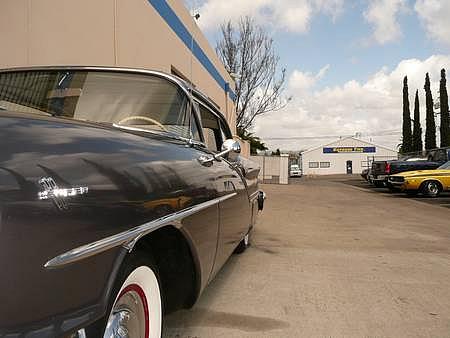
[250,155,289,185]
[0,0,237,133]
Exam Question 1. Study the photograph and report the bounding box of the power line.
[264,130,402,141]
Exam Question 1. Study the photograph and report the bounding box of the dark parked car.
[370,159,443,188]
[0,66,265,338]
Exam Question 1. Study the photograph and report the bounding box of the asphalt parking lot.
[336,175,450,210]
[163,175,450,337]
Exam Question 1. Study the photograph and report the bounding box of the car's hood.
[393,169,450,178]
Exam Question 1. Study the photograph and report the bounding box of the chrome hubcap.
[104,285,148,338]
[428,182,439,195]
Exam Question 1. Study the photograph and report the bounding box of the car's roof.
[0,65,226,120]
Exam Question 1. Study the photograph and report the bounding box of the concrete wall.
[301,137,398,175]
[250,155,289,184]
[0,0,236,133]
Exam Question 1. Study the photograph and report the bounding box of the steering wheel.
[117,116,168,132]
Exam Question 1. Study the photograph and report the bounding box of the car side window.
[198,103,223,152]
[436,149,447,162]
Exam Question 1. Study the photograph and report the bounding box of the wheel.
[421,181,442,197]
[103,252,162,338]
[234,232,250,254]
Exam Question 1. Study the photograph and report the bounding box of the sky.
[184,0,450,151]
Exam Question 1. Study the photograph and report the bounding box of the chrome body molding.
[44,193,237,269]
[249,190,266,202]
[249,191,259,201]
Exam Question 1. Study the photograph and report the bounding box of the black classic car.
[0,66,264,337]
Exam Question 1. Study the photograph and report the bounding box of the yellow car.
[388,161,450,197]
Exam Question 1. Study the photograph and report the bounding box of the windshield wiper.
[112,123,180,139]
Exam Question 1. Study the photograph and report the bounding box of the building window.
[320,162,330,168]
[309,162,319,168]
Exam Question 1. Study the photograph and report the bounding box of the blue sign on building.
[323,147,376,154]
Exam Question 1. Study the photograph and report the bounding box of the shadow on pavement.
[335,175,450,209]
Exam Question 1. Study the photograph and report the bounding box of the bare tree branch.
[216,16,291,135]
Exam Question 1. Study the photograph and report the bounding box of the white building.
[301,137,398,175]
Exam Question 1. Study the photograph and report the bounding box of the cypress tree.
[440,69,450,147]
[424,73,437,150]
[412,90,423,151]
[402,76,413,153]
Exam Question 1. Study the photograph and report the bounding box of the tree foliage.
[216,16,290,135]
[440,69,450,147]
[412,90,423,152]
[424,73,437,150]
[237,127,268,155]
[401,76,412,153]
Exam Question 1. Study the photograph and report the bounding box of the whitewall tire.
[104,259,162,338]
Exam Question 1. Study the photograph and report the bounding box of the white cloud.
[415,0,450,46]
[289,64,330,93]
[364,0,406,45]
[194,0,344,33]
[254,55,450,151]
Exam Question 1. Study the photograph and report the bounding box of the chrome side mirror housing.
[197,139,241,166]
[221,139,241,162]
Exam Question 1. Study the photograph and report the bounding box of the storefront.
[301,136,398,175]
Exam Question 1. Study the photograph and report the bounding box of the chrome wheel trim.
[104,284,149,338]
[427,182,439,195]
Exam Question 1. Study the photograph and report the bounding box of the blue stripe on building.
[147,0,236,102]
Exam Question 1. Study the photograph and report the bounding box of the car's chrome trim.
[249,190,266,202]
[44,193,237,269]
[249,191,260,202]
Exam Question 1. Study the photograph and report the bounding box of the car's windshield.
[291,165,299,169]
[0,70,192,138]
[438,161,450,170]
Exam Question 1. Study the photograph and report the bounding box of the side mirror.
[221,139,241,162]
[197,139,241,166]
